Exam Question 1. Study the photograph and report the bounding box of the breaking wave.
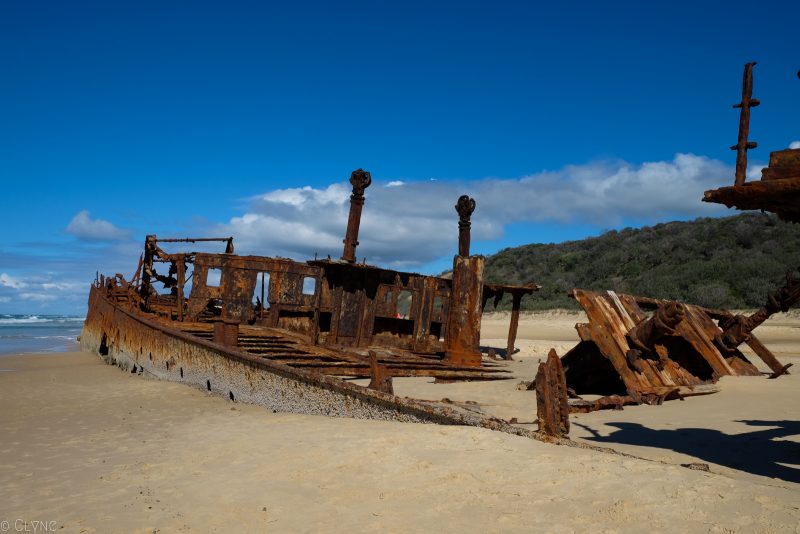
[0,315,85,325]
[0,315,84,354]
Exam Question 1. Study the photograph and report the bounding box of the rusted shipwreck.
[552,63,795,419]
[557,286,793,414]
[81,171,548,437]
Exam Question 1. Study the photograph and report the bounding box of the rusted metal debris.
[560,288,790,413]
[368,350,394,395]
[571,64,800,415]
[568,395,639,414]
[626,300,685,372]
[714,272,798,378]
[534,349,570,437]
[704,63,800,222]
[483,283,540,360]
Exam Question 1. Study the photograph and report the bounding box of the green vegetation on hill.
[483,213,800,311]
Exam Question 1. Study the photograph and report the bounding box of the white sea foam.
[0,315,84,353]
[0,316,44,325]
[0,315,84,325]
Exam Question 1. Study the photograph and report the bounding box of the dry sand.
[1,312,799,532]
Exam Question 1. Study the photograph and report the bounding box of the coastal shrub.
[482,213,800,311]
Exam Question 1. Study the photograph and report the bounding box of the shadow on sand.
[575,419,800,483]
[480,345,522,359]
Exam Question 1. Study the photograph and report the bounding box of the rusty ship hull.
[78,175,553,438]
[79,282,552,438]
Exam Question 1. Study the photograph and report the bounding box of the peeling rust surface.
[80,284,582,446]
[716,271,800,354]
[483,283,540,360]
[455,194,476,258]
[626,301,685,372]
[368,350,394,395]
[535,349,569,437]
[82,177,554,440]
[444,255,484,367]
[731,62,759,187]
[560,288,785,412]
[341,169,372,263]
[116,183,535,380]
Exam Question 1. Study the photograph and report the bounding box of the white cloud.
[385,181,405,187]
[789,141,800,149]
[0,238,143,314]
[19,292,58,302]
[260,184,349,208]
[0,273,26,289]
[213,154,732,268]
[41,281,83,292]
[0,271,91,309]
[65,210,131,241]
[746,163,765,181]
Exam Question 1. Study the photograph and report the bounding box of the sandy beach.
[1,312,799,532]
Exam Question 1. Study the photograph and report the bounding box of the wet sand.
[1,312,799,532]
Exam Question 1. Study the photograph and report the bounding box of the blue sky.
[1,0,798,314]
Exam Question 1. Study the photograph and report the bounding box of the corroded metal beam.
[455,195,476,257]
[213,317,240,347]
[731,62,759,186]
[367,350,394,394]
[444,255,484,367]
[716,270,800,352]
[341,169,372,263]
[535,349,570,437]
[444,195,483,366]
[505,292,523,360]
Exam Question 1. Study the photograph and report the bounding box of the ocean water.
[0,314,85,355]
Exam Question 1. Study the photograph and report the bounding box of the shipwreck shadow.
[480,345,518,359]
[575,419,800,483]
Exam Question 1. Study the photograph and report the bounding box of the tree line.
[483,213,800,310]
